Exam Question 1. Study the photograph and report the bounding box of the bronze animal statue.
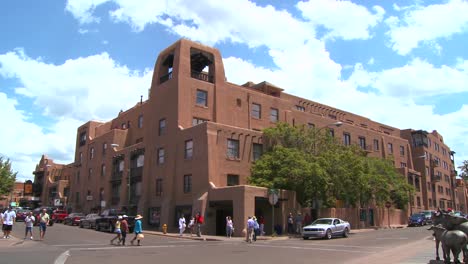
[432,210,468,263]
[428,225,467,264]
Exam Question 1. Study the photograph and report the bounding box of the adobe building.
[33,38,462,234]
[0,181,33,209]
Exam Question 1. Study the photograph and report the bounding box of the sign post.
[268,189,279,236]
[385,202,391,228]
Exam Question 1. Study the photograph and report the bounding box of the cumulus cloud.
[297,0,385,40]
[386,0,468,55]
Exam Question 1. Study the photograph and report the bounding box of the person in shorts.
[38,208,50,240]
[110,215,122,245]
[24,211,35,240]
[2,207,16,239]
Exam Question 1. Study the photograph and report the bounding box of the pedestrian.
[287,212,294,235]
[38,208,49,240]
[110,215,122,245]
[195,212,204,237]
[179,215,186,236]
[130,214,143,246]
[295,212,303,235]
[246,216,255,243]
[226,216,234,238]
[24,211,35,240]
[258,215,265,236]
[1,210,5,238]
[2,207,16,239]
[253,216,260,241]
[120,215,129,246]
[188,216,195,237]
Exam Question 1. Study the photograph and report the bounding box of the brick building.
[33,39,462,234]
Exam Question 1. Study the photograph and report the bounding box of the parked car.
[32,207,56,226]
[95,209,134,233]
[419,210,435,224]
[302,218,351,240]
[51,210,68,223]
[15,209,31,222]
[79,213,101,229]
[408,213,427,226]
[64,213,85,226]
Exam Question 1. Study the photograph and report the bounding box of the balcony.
[431,175,442,182]
[191,71,213,83]
[430,159,440,167]
[159,71,173,84]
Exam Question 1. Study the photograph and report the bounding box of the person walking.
[195,212,204,237]
[226,216,233,238]
[38,208,49,240]
[287,212,294,235]
[131,214,143,246]
[110,215,122,245]
[246,216,255,243]
[120,215,129,246]
[1,210,5,238]
[2,207,16,239]
[258,215,265,236]
[24,211,35,240]
[295,212,303,235]
[178,215,186,236]
[252,216,260,241]
[188,216,195,237]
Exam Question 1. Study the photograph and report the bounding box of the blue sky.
[1,0,467,181]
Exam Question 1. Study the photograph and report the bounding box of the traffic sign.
[54,199,62,206]
[268,189,279,205]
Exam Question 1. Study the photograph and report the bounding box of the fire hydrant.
[162,224,167,234]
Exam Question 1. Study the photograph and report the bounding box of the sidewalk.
[0,235,23,248]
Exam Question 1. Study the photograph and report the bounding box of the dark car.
[408,213,427,227]
[64,213,85,226]
[79,213,101,229]
[15,209,31,222]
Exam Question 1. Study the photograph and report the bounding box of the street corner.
[0,236,23,248]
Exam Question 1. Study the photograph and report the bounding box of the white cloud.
[65,0,108,24]
[297,0,385,40]
[386,0,468,55]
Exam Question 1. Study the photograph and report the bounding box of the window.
[192,117,208,126]
[343,133,351,146]
[156,179,163,196]
[373,139,379,151]
[227,174,239,186]
[329,129,335,138]
[388,143,393,154]
[158,148,165,164]
[359,137,366,150]
[270,108,279,122]
[400,162,407,168]
[119,160,124,172]
[121,122,127,129]
[103,143,107,155]
[227,139,240,159]
[251,103,261,119]
[101,164,106,177]
[136,154,144,168]
[295,105,305,112]
[400,146,405,156]
[196,89,208,106]
[252,143,263,161]
[185,140,193,159]
[88,168,93,180]
[138,114,143,128]
[183,175,192,193]
[90,147,95,159]
[159,118,166,136]
[79,132,87,146]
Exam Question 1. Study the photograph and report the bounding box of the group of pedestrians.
[110,214,143,246]
[178,212,204,237]
[246,216,263,243]
[287,212,311,236]
[1,207,50,241]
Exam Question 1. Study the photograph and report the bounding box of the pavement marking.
[375,237,409,240]
[51,240,202,247]
[74,244,198,251]
[250,244,379,254]
[54,250,70,264]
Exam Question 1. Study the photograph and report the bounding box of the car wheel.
[95,224,100,231]
[342,228,349,238]
[324,229,332,240]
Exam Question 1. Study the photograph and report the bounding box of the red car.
[51,210,68,223]
[64,213,85,226]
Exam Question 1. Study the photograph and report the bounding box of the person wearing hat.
[131,214,143,246]
[110,215,122,245]
[120,215,129,246]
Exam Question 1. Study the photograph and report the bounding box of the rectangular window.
[295,105,305,112]
[329,129,335,138]
[159,118,166,136]
[185,140,193,159]
[400,146,405,156]
[138,114,143,128]
[388,143,393,154]
[270,108,279,122]
[196,89,208,106]
[400,162,407,168]
[373,139,379,151]
[359,137,366,150]
[79,132,87,146]
[252,143,263,161]
[192,117,208,126]
[156,179,163,196]
[251,103,261,119]
[102,143,107,155]
[101,164,106,177]
[158,148,165,164]
[227,174,239,186]
[227,139,240,159]
[183,174,192,193]
[90,147,95,159]
[343,133,351,146]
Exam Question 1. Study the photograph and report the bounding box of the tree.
[459,160,468,181]
[0,157,17,197]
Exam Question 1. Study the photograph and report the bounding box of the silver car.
[302,218,351,240]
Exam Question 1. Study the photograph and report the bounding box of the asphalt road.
[0,223,440,264]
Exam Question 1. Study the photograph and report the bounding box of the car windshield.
[312,219,333,225]
[410,214,423,219]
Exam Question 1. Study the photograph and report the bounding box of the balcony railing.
[432,175,442,182]
[191,71,213,83]
[430,159,440,167]
[159,72,173,84]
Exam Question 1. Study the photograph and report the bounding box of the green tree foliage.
[249,123,413,209]
[0,157,17,197]
[459,160,468,181]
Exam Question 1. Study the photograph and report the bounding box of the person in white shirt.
[2,207,16,239]
[178,215,186,236]
[24,211,35,240]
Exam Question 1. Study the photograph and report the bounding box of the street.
[0,223,441,264]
